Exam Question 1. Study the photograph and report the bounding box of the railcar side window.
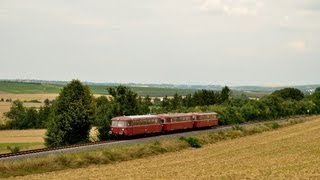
[118,121,126,127]
[112,121,127,127]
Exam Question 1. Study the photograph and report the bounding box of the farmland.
[11,116,320,179]
[0,128,98,153]
[0,129,45,153]
[0,81,197,97]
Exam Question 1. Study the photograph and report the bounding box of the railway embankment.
[0,115,318,178]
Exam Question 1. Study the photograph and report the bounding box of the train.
[109,112,218,138]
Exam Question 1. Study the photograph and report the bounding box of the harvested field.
[15,116,320,179]
[0,93,58,101]
[0,93,108,122]
[0,129,46,143]
[0,128,98,153]
[0,129,46,153]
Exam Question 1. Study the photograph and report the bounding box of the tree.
[160,96,171,111]
[221,86,231,103]
[170,93,182,110]
[45,80,95,147]
[311,92,320,113]
[139,95,152,114]
[107,85,140,116]
[271,88,304,101]
[38,100,51,128]
[315,87,320,93]
[4,100,26,129]
[95,96,112,140]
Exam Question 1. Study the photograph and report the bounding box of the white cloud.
[197,0,263,16]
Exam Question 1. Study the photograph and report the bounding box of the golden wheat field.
[0,93,107,123]
[13,116,320,179]
[0,129,46,143]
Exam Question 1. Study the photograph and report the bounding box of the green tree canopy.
[107,85,140,116]
[45,80,95,147]
[271,88,304,101]
[95,96,113,140]
[220,86,231,103]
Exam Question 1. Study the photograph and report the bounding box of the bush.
[180,137,202,148]
[265,122,280,129]
[7,146,20,153]
[232,124,244,131]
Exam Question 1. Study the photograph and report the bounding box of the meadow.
[1,116,319,179]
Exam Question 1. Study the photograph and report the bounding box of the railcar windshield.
[112,121,127,127]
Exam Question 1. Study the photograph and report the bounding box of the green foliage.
[95,96,112,141]
[232,124,244,131]
[45,80,95,147]
[180,136,202,148]
[0,81,197,97]
[6,146,20,153]
[221,86,231,102]
[311,92,320,113]
[315,87,320,93]
[107,85,141,116]
[4,101,47,129]
[265,121,280,129]
[272,88,304,101]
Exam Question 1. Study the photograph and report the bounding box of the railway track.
[0,126,232,162]
[0,115,311,162]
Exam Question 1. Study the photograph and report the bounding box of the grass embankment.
[1,116,317,178]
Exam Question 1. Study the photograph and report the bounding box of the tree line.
[2,80,320,147]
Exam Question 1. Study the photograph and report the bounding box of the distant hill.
[0,79,319,97]
[0,80,196,97]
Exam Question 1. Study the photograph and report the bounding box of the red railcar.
[110,115,162,137]
[160,113,194,132]
[110,112,218,137]
[193,112,218,128]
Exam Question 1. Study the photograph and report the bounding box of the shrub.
[180,137,202,148]
[264,122,280,129]
[232,124,244,131]
[7,146,20,153]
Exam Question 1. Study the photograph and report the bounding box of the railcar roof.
[111,112,217,121]
[159,113,194,118]
[193,112,217,116]
[112,115,160,121]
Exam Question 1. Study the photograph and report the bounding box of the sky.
[0,0,320,86]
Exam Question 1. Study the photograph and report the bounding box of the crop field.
[0,81,197,97]
[0,129,46,143]
[0,94,110,123]
[0,128,98,153]
[14,116,320,179]
[0,129,46,153]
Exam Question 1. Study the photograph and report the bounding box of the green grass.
[0,81,196,97]
[0,143,44,153]
[0,116,311,178]
[0,82,64,94]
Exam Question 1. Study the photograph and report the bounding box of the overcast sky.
[0,0,319,86]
